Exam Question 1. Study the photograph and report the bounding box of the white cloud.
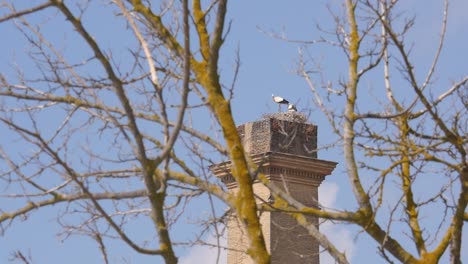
[319,182,356,264]
[319,181,339,208]
[179,236,227,264]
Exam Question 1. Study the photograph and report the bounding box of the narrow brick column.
[211,113,337,264]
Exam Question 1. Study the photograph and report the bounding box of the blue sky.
[1,1,467,263]
[225,1,468,261]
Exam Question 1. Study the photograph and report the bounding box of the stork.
[272,94,289,111]
[288,103,297,112]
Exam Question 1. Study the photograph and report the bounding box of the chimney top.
[237,112,317,158]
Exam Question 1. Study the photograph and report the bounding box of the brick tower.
[211,113,337,264]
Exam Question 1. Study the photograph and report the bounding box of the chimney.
[211,113,337,264]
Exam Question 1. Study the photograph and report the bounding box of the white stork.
[272,94,289,111]
[288,103,297,112]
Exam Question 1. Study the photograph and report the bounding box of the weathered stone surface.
[237,113,318,158]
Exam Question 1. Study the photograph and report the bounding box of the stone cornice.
[210,152,337,188]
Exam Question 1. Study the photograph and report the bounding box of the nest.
[262,112,308,123]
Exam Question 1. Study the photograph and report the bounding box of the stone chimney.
[211,113,337,264]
